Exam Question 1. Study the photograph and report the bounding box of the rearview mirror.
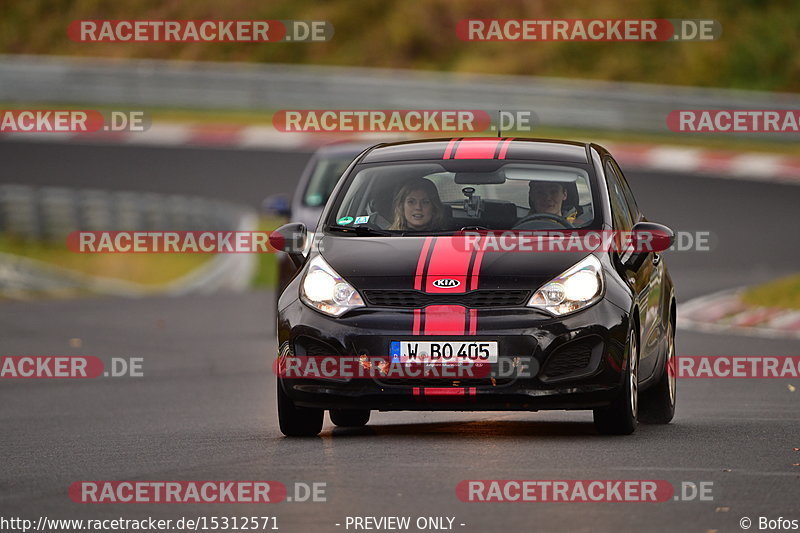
[454,171,505,184]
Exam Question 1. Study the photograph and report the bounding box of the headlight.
[300,255,365,317]
[528,255,604,316]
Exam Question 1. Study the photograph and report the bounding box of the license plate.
[390,341,498,364]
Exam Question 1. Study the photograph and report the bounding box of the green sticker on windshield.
[337,216,354,225]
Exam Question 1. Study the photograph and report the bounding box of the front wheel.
[594,329,638,435]
[330,409,370,427]
[639,319,676,424]
[277,382,323,437]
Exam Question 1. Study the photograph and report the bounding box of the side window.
[304,156,356,207]
[611,159,640,222]
[604,160,634,232]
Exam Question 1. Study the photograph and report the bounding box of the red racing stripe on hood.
[498,138,514,159]
[414,236,435,290]
[425,237,471,293]
[411,226,487,337]
[423,305,467,335]
[412,387,477,399]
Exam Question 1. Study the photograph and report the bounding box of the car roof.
[313,141,374,157]
[360,137,590,164]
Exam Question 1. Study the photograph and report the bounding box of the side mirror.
[269,222,308,267]
[624,222,674,270]
[631,222,674,252]
[262,194,291,218]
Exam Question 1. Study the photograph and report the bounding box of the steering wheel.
[513,213,573,229]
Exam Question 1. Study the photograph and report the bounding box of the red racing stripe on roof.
[498,138,514,159]
[443,138,459,159]
[453,138,502,159]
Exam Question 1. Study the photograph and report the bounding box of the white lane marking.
[647,147,703,172]
[728,153,784,179]
[128,123,190,145]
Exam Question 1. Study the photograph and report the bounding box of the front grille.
[363,289,530,308]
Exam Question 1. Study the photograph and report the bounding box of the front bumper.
[277,296,631,411]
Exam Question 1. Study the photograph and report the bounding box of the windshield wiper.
[327,224,394,237]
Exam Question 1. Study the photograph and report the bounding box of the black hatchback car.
[274,138,677,436]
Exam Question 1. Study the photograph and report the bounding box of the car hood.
[317,235,592,292]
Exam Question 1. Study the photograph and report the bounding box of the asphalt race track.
[1,140,799,532]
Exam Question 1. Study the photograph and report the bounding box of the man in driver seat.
[528,180,578,224]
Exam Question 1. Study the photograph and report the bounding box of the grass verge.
[0,234,213,286]
[251,215,289,288]
[741,274,800,311]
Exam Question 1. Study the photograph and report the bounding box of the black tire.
[330,409,370,427]
[594,329,638,435]
[640,319,676,424]
[277,382,323,437]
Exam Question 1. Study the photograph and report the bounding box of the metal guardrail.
[0,184,247,241]
[1,54,799,139]
[0,185,257,295]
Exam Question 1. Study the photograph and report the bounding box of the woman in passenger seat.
[389,178,445,231]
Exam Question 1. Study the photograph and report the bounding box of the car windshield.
[303,153,360,207]
[327,161,598,234]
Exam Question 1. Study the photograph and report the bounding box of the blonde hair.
[389,178,445,231]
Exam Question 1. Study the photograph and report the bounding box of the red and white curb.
[2,122,800,184]
[607,144,800,184]
[678,288,800,339]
